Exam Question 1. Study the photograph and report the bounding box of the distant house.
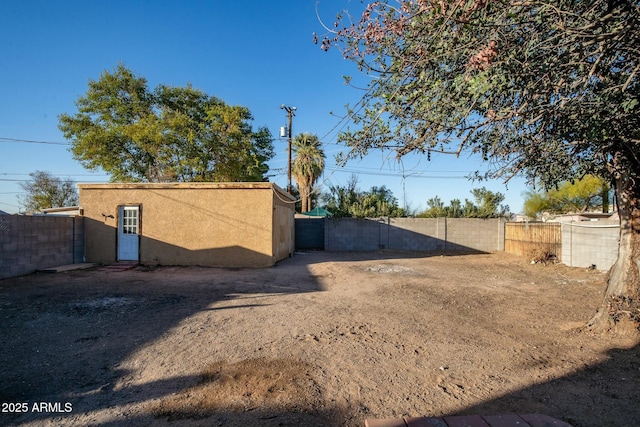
[546,212,617,223]
[78,182,295,268]
[41,206,83,216]
[511,213,534,222]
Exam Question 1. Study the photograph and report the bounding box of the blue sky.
[0,0,530,214]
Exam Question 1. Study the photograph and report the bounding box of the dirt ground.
[1,251,639,427]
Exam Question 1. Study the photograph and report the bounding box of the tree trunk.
[306,190,313,213]
[300,187,309,214]
[602,182,610,214]
[587,154,640,334]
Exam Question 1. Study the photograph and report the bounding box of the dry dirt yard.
[1,251,639,427]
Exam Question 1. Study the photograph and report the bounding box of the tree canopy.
[419,187,509,218]
[320,1,640,332]
[19,171,78,213]
[524,175,610,218]
[59,64,274,183]
[320,1,639,188]
[322,175,406,217]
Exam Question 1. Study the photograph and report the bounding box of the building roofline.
[77,182,295,201]
[41,206,80,213]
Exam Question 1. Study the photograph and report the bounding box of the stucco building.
[78,182,295,268]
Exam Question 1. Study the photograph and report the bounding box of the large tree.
[19,171,78,212]
[321,174,361,217]
[59,64,274,183]
[524,175,610,218]
[319,1,640,332]
[292,133,325,213]
[350,185,406,217]
[322,175,406,218]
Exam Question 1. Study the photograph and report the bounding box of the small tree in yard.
[19,170,78,212]
[318,1,640,332]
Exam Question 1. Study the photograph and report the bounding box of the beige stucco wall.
[78,183,295,268]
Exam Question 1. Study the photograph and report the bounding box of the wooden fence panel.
[505,222,562,260]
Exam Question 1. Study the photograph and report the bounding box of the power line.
[0,200,22,208]
[0,178,107,183]
[0,173,108,177]
[323,165,469,179]
[0,137,70,145]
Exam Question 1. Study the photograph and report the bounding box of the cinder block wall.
[0,215,84,279]
[561,222,619,270]
[295,217,325,250]
[73,216,84,263]
[388,218,446,251]
[445,218,506,252]
[325,218,385,251]
[324,217,505,252]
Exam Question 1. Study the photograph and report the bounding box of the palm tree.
[291,133,325,213]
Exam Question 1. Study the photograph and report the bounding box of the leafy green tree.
[321,1,640,331]
[471,187,509,218]
[321,176,405,218]
[19,171,78,212]
[420,196,447,218]
[59,64,273,183]
[524,175,610,219]
[292,133,325,213]
[447,199,463,218]
[418,188,508,218]
[322,174,360,217]
[523,192,552,221]
[350,185,405,218]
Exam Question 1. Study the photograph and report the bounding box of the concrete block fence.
[322,217,506,253]
[0,215,84,279]
[1,213,620,279]
[295,217,325,250]
[297,217,619,271]
[561,221,619,270]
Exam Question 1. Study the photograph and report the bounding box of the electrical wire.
[0,173,109,178]
[0,201,22,208]
[0,178,107,183]
[0,137,70,145]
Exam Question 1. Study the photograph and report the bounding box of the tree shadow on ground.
[0,250,347,426]
[451,343,640,427]
[1,252,638,427]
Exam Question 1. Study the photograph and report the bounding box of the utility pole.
[280,104,296,193]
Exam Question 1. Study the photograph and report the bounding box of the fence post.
[444,217,448,250]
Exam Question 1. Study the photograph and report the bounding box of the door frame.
[117,205,141,261]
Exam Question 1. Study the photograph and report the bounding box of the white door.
[118,206,139,261]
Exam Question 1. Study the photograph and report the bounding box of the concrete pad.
[37,263,97,273]
[365,415,572,427]
[520,414,573,427]
[97,262,139,272]
[444,415,491,427]
[405,416,449,427]
[365,418,408,427]
[482,414,531,427]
